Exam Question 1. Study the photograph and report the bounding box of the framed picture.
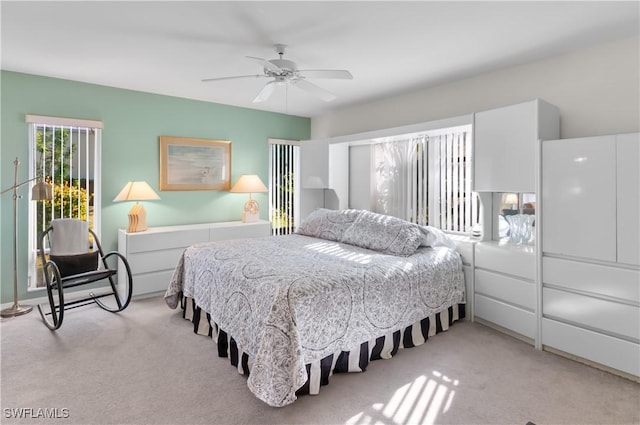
[159,136,231,191]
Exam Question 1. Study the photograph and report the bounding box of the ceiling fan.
[202,44,353,103]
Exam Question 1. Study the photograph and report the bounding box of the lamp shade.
[113,181,160,202]
[31,180,53,201]
[230,175,268,194]
[504,193,519,206]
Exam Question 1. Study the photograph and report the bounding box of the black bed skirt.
[181,295,465,397]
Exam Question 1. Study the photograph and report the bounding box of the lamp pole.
[1,158,34,317]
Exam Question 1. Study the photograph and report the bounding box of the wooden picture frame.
[159,136,231,191]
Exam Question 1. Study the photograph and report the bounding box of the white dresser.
[118,220,271,297]
[473,242,537,343]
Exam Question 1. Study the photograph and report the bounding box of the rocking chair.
[37,218,133,330]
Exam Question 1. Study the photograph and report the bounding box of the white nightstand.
[473,241,537,344]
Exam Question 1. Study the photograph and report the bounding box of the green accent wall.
[0,71,310,303]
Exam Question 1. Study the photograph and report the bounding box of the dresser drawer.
[475,243,535,280]
[127,248,186,275]
[475,269,535,310]
[131,270,174,296]
[475,294,536,339]
[210,221,271,241]
[543,257,640,303]
[128,229,208,253]
[542,318,640,377]
[543,287,640,340]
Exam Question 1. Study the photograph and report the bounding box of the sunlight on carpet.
[345,370,459,425]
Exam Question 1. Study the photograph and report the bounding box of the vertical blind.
[27,114,102,234]
[34,125,96,233]
[268,139,300,235]
[373,128,478,233]
[423,131,478,232]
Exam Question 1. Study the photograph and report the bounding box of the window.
[268,138,300,235]
[27,115,102,290]
[372,125,478,233]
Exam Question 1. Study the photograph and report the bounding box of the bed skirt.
[180,295,465,397]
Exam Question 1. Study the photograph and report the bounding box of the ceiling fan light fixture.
[269,59,297,74]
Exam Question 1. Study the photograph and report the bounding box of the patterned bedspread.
[165,233,464,407]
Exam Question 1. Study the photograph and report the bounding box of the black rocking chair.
[37,218,133,330]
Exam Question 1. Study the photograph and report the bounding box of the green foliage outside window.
[271,171,295,230]
[37,180,89,225]
[35,127,92,229]
[36,127,71,182]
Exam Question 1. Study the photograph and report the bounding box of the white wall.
[311,36,639,139]
[349,145,372,210]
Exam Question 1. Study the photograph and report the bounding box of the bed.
[165,208,465,407]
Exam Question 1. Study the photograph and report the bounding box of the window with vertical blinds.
[372,126,478,233]
[268,138,300,235]
[26,114,102,289]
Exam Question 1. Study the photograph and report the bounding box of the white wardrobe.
[472,99,560,346]
[541,133,640,377]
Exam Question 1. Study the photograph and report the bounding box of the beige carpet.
[1,295,638,425]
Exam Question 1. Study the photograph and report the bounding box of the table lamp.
[504,193,519,211]
[230,175,268,222]
[113,181,160,232]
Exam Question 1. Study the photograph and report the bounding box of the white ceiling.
[2,1,638,118]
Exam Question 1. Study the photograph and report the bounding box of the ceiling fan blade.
[297,69,353,80]
[290,78,336,102]
[246,56,282,74]
[253,81,277,103]
[202,75,266,83]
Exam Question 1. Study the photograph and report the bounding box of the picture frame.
[159,136,231,191]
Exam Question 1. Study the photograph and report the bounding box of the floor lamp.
[0,158,53,318]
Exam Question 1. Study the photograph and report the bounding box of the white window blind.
[268,139,300,235]
[372,127,478,233]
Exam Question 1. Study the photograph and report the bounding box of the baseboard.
[474,317,535,346]
[543,345,640,383]
[472,317,639,383]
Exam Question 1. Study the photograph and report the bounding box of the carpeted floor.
[1,295,638,425]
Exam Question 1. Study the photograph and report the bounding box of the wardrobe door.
[542,136,616,261]
[474,101,538,192]
[474,99,559,193]
[617,133,640,265]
